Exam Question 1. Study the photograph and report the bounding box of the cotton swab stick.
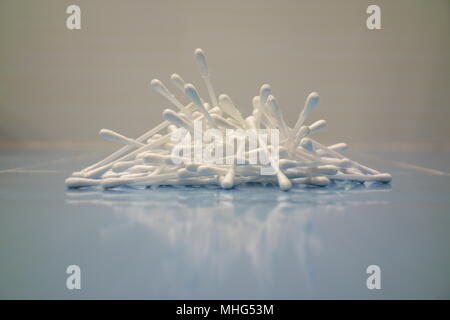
[83,103,203,178]
[112,160,143,173]
[75,102,196,175]
[194,48,218,108]
[309,139,380,175]
[291,176,331,187]
[73,120,169,176]
[308,120,327,135]
[99,129,145,147]
[315,143,348,156]
[82,132,173,179]
[327,173,392,183]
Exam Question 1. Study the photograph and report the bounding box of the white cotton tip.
[329,142,348,153]
[307,176,331,187]
[267,95,282,117]
[186,163,200,172]
[303,92,319,119]
[279,159,299,170]
[168,124,178,133]
[309,120,327,134]
[300,138,314,153]
[298,126,310,138]
[220,168,235,189]
[218,94,244,122]
[343,167,362,175]
[197,165,226,176]
[150,79,171,98]
[320,157,351,168]
[65,177,100,188]
[373,173,392,183]
[102,177,127,189]
[194,48,209,77]
[177,168,197,179]
[170,73,186,92]
[209,106,222,114]
[102,171,121,179]
[185,84,216,126]
[71,171,85,177]
[139,153,168,164]
[162,109,193,131]
[314,165,339,175]
[99,129,142,147]
[192,111,203,118]
[184,83,203,107]
[259,84,271,105]
[83,164,110,179]
[252,96,261,110]
[244,116,257,130]
[277,172,292,191]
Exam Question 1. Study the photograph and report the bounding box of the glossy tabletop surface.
[0,149,449,299]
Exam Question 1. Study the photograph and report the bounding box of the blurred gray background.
[0,0,449,151]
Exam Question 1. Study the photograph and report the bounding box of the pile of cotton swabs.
[65,48,391,191]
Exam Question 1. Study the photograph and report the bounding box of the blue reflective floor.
[0,149,449,299]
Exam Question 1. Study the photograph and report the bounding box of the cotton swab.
[194,48,218,108]
[184,83,217,127]
[267,95,290,137]
[288,92,319,147]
